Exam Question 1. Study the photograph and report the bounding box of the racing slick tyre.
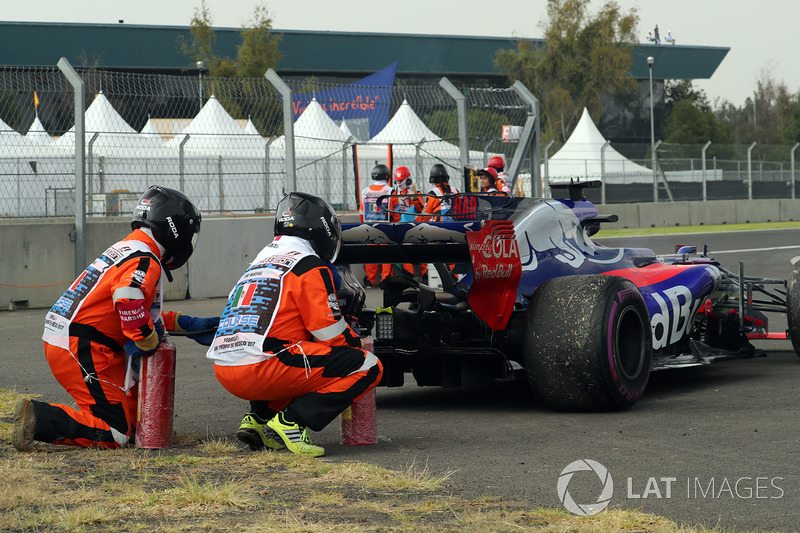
[523,274,653,411]
[786,261,800,358]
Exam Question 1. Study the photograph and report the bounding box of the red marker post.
[340,335,377,445]
[136,340,176,449]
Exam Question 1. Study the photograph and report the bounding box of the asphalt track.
[2,228,800,532]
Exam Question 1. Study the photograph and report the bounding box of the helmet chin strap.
[161,252,174,282]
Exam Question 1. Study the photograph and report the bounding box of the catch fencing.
[2,62,797,220]
[0,63,535,219]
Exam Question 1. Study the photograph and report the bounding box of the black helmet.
[274,192,342,262]
[371,164,391,182]
[429,163,450,184]
[131,185,201,271]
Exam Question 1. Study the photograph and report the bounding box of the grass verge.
[0,388,718,532]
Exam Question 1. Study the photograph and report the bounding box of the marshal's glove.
[176,314,220,346]
[124,322,164,373]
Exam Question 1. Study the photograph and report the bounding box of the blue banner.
[292,62,397,139]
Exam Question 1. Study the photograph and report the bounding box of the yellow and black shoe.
[237,413,284,451]
[266,412,324,457]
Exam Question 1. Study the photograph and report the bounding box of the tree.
[664,100,729,144]
[784,107,800,145]
[236,4,282,79]
[495,0,638,145]
[179,1,282,133]
[663,79,729,147]
[715,70,800,147]
[180,1,281,79]
[665,79,710,114]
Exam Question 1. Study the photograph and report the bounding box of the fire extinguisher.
[340,335,377,445]
[136,339,176,449]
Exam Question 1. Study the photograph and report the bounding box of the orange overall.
[208,236,383,431]
[35,229,179,448]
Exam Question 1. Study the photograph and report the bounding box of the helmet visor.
[330,238,341,263]
[329,215,342,262]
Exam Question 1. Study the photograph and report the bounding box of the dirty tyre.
[524,275,652,411]
[786,261,800,357]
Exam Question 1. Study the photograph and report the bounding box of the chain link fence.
[5,63,794,218]
[523,138,800,203]
[0,65,538,218]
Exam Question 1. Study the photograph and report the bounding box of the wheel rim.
[616,307,645,380]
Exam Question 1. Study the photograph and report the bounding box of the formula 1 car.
[334,180,800,411]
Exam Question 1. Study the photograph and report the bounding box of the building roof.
[0,21,728,80]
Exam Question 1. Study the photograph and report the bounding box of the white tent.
[359,99,493,190]
[54,92,164,154]
[265,98,355,207]
[244,117,261,136]
[0,117,27,148]
[339,119,358,141]
[25,115,52,145]
[166,95,265,155]
[295,98,349,143]
[368,99,440,144]
[544,108,653,184]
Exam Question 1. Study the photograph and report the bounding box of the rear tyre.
[524,275,652,411]
[786,262,800,358]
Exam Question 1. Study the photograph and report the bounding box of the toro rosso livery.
[334,181,800,411]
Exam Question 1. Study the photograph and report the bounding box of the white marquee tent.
[25,115,52,145]
[53,92,165,155]
[368,99,441,144]
[267,98,354,207]
[166,95,265,156]
[545,108,653,184]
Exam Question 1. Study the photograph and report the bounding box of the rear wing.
[336,193,522,265]
[337,221,479,264]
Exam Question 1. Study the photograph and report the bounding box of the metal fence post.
[652,140,663,203]
[747,141,757,200]
[57,57,86,276]
[415,140,424,182]
[701,141,711,202]
[264,137,275,211]
[600,140,610,205]
[179,134,190,192]
[439,77,469,170]
[343,137,353,210]
[87,132,99,215]
[652,143,658,203]
[509,81,541,197]
[791,142,799,200]
[265,68,296,193]
[543,140,554,199]
[218,155,224,213]
[482,139,494,168]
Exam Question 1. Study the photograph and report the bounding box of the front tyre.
[524,275,653,411]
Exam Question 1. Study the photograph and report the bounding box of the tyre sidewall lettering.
[605,285,651,406]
